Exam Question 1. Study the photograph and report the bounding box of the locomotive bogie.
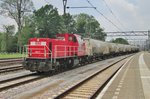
[23,59,53,72]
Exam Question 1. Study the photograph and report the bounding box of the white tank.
[84,38,110,55]
[108,43,118,53]
[115,44,120,53]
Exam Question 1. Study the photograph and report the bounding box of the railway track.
[0,58,23,66]
[0,73,45,92]
[0,57,22,60]
[54,55,132,99]
[0,65,24,73]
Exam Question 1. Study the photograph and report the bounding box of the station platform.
[97,52,150,99]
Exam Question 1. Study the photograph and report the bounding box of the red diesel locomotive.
[23,33,86,72]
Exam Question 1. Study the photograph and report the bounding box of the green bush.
[0,53,23,58]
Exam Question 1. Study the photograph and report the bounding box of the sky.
[31,0,150,31]
[0,0,150,41]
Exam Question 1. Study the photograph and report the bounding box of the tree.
[74,13,90,34]
[111,38,129,45]
[0,0,34,52]
[3,25,15,52]
[1,35,6,52]
[21,15,37,45]
[92,27,106,41]
[34,4,62,38]
[61,13,76,33]
[1,25,15,52]
[0,33,6,52]
[0,33,2,51]
[74,13,106,40]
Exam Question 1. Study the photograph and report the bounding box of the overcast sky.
[0,0,150,35]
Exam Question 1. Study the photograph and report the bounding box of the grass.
[0,53,24,59]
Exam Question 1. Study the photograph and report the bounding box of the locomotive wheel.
[88,57,92,63]
[81,58,86,65]
[59,59,67,70]
[36,71,44,74]
[67,58,74,69]
[54,61,60,72]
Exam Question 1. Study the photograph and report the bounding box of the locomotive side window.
[73,36,77,42]
[57,36,65,40]
[69,36,73,41]
[68,35,77,42]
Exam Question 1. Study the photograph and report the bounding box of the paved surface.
[97,52,150,99]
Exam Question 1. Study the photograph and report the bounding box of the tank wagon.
[23,33,139,72]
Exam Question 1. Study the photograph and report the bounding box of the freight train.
[23,33,139,72]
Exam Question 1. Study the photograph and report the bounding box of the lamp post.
[148,30,150,51]
[63,0,67,15]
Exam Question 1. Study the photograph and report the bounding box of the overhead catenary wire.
[101,0,125,29]
[44,0,50,4]
[86,0,129,39]
[86,0,122,31]
[101,0,141,37]
[43,0,128,39]
[44,0,123,32]
[66,6,96,9]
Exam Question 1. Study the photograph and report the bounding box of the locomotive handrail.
[54,45,85,59]
[23,45,53,64]
[23,45,53,63]
[23,44,85,64]
[24,45,52,52]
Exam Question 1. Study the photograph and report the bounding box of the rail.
[0,65,23,73]
[0,73,44,92]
